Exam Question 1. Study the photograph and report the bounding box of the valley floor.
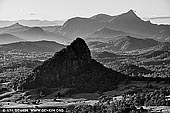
[1,81,170,112]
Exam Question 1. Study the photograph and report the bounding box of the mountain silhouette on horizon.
[1,10,170,44]
[57,10,170,41]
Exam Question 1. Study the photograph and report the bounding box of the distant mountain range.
[0,40,65,52]
[56,10,170,41]
[0,20,65,27]
[0,23,68,44]
[0,23,29,34]
[0,10,170,46]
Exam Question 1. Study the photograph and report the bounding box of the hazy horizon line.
[0,19,66,22]
[0,11,170,26]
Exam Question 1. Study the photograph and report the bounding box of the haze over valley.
[0,0,170,112]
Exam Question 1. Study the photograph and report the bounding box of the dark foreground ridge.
[15,38,126,92]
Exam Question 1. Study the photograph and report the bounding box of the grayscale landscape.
[0,0,170,113]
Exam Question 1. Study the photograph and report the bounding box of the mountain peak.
[127,9,136,14]
[7,22,27,29]
[18,37,125,92]
[109,9,142,24]
[71,37,87,45]
[11,22,23,27]
[123,9,138,18]
[67,37,91,63]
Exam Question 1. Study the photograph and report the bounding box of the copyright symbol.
[2,109,6,112]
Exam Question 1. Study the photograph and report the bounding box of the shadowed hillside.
[12,38,127,93]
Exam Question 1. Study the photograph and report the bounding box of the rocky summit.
[18,38,126,92]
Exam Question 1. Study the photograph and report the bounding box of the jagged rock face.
[20,38,125,92]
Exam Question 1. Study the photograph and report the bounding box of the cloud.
[148,16,170,20]
[29,13,36,16]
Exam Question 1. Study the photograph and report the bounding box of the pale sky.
[0,0,170,24]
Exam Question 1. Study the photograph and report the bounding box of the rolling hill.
[0,33,24,44]
[0,40,65,52]
[86,27,126,41]
[89,36,160,52]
